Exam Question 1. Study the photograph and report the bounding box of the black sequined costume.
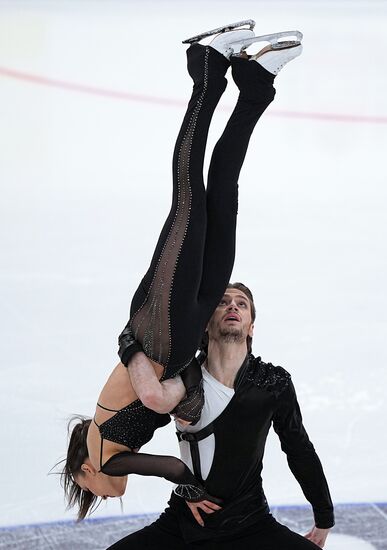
[107,356,334,549]
[173,355,334,540]
[118,44,275,376]
[95,45,276,501]
[94,400,171,450]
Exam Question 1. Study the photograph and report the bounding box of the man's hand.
[186,500,222,527]
[304,526,331,548]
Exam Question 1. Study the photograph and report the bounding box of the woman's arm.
[100,451,221,504]
[128,352,185,413]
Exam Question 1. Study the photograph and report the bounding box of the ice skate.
[183,21,256,60]
[182,19,256,45]
[232,30,303,57]
[250,42,303,75]
[208,28,256,59]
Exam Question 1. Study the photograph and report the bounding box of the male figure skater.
[108,282,334,549]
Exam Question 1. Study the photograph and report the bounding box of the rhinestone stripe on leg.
[129,47,210,371]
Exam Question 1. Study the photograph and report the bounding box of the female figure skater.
[60,21,303,520]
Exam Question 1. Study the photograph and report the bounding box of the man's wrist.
[314,514,335,529]
[120,344,144,367]
[118,330,144,367]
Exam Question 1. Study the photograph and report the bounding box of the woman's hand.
[304,526,331,548]
[186,499,222,527]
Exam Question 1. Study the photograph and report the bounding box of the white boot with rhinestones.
[251,43,303,75]
[209,29,256,59]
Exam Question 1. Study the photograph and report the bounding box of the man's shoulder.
[249,354,291,378]
[246,354,291,397]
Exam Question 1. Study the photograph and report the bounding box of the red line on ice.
[1,66,387,125]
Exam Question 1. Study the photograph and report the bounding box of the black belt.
[176,422,215,482]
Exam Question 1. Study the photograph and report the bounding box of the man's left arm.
[272,379,334,543]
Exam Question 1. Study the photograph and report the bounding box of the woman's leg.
[155,57,276,380]
[197,57,276,314]
[120,45,230,371]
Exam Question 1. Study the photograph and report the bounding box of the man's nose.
[227,302,238,310]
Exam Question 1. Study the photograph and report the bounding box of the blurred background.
[0,0,386,548]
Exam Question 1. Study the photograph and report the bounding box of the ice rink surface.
[0,0,386,548]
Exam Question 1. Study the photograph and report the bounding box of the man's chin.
[219,328,244,343]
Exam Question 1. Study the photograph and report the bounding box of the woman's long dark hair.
[58,416,100,520]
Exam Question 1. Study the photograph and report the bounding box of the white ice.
[328,534,377,549]
[0,2,386,548]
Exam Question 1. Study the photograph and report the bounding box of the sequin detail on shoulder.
[246,356,291,398]
[98,400,170,449]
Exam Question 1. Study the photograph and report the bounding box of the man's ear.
[248,323,254,338]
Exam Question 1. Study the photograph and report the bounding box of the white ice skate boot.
[183,20,256,60]
[229,30,303,75]
[232,30,303,56]
[251,42,303,75]
[209,29,256,59]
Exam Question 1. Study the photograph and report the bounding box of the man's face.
[207,288,254,346]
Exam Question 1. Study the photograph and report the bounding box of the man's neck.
[205,341,248,388]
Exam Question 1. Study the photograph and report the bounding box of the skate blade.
[249,42,302,62]
[235,30,303,52]
[182,19,256,44]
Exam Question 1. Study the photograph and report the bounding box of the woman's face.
[75,460,128,499]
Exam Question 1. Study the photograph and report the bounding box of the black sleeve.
[101,451,216,503]
[171,357,204,424]
[118,324,144,367]
[272,380,335,529]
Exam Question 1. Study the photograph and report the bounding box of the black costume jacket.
[170,354,334,543]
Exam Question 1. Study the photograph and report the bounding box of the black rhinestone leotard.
[94,400,171,450]
[93,402,211,502]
